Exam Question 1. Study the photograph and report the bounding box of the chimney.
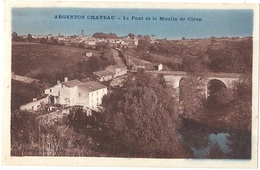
[33,98,37,102]
[57,80,60,85]
[64,77,68,82]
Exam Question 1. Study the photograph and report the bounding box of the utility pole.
[81,29,84,36]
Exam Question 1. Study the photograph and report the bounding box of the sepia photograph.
[2,1,259,168]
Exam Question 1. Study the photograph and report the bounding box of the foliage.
[11,110,40,156]
[12,43,87,76]
[27,34,33,42]
[226,76,252,131]
[11,109,97,156]
[146,38,252,74]
[206,39,252,73]
[92,32,118,39]
[179,76,205,119]
[100,70,192,158]
[11,80,42,111]
[226,131,251,159]
[181,55,208,75]
[207,87,234,108]
[82,49,116,75]
[137,38,151,51]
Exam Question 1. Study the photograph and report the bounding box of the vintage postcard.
[2,1,259,168]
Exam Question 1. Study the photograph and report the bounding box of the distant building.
[85,40,96,46]
[93,70,114,82]
[85,51,93,57]
[105,65,128,78]
[12,72,39,84]
[153,63,163,71]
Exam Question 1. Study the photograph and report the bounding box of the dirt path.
[111,49,126,67]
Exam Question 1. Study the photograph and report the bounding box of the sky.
[12,8,253,39]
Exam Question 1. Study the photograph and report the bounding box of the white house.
[77,81,107,108]
[44,77,107,109]
[153,63,163,71]
[20,94,49,111]
[85,51,93,57]
[44,77,83,106]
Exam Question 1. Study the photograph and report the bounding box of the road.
[111,49,126,67]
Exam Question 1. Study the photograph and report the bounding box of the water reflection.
[192,133,231,158]
[179,119,251,159]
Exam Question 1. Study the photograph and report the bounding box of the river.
[179,118,251,159]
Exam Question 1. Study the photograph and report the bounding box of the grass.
[12,42,102,76]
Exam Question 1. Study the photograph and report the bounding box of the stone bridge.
[146,70,241,99]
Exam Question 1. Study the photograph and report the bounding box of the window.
[50,89,52,92]
[97,91,98,95]
[58,91,60,96]
[79,93,81,97]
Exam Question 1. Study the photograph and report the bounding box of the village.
[9,6,254,160]
[12,32,164,124]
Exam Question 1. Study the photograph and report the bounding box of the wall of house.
[45,84,71,105]
[88,88,107,108]
[20,97,49,111]
[114,68,127,78]
[76,90,89,108]
[69,87,78,106]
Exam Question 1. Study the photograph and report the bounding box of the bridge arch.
[206,79,228,108]
[207,79,227,97]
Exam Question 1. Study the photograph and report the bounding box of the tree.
[226,75,252,131]
[209,87,234,106]
[137,38,151,51]
[100,70,192,158]
[127,33,135,39]
[181,56,208,75]
[12,32,18,38]
[226,131,251,159]
[27,34,33,42]
[179,76,206,119]
[11,110,40,156]
[87,56,101,72]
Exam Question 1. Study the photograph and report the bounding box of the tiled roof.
[78,81,107,92]
[93,70,114,77]
[62,79,83,88]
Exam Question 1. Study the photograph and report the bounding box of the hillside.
[12,42,102,76]
[133,37,252,73]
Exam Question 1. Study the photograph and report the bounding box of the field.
[126,37,252,72]
[12,42,102,77]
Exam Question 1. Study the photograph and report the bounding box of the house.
[105,65,128,78]
[44,77,107,109]
[77,81,107,108]
[45,77,83,106]
[153,63,163,71]
[20,94,49,111]
[85,40,96,46]
[93,70,114,82]
[85,51,93,57]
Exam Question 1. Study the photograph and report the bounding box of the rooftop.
[93,70,114,77]
[78,81,107,92]
[62,79,83,88]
